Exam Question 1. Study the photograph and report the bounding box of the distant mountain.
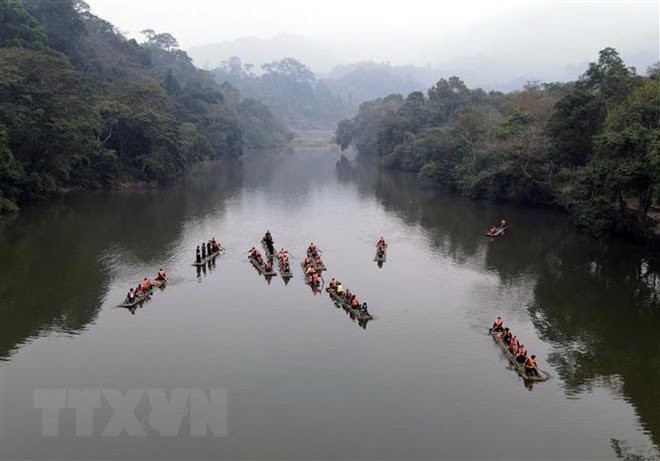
[188,34,343,72]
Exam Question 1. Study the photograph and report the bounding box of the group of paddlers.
[376,237,387,258]
[491,317,540,377]
[277,248,292,275]
[302,243,324,286]
[327,278,370,315]
[125,269,167,303]
[195,238,223,263]
[249,246,274,272]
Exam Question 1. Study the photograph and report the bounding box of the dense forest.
[0,0,292,213]
[336,48,660,243]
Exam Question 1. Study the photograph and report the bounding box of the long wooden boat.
[374,244,387,262]
[249,255,277,276]
[116,278,167,307]
[261,239,276,259]
[490,331,549,381]
[486,225,508,238]
[326,287,373,321]
[192,250,221,266]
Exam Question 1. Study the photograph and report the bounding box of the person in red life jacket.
[350,295,360,308]
[508,335,519,353]
[525,355,539,377]
[492,316,504,332]
[516,345,528,363]
[156,268,166,281]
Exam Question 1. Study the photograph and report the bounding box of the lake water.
[0,145,658,460]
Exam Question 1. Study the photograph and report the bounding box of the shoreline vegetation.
[0,0,293,214]
[335,48,660,248]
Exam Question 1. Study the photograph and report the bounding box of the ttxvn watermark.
[32,388,227,437]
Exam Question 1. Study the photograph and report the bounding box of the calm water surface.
[0,146,658,460]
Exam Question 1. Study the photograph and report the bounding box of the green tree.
[0,0,45,48]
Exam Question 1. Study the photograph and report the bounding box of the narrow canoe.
[249,255,277,276]
[116,278,166,307]
[490,331,549,381]
[192,250,221,266]
[326,287,373,321]
[261,240,276,259]
[486,225,507,238]
[374,244,387,262]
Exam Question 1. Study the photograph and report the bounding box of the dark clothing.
[525,366,539,377]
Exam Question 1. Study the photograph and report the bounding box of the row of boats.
[248,233,376,326]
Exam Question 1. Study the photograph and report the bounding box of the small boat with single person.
[486,220,508,238]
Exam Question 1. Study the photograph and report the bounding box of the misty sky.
[86,0,658,78]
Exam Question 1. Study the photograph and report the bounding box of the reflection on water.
[0,149,658,459]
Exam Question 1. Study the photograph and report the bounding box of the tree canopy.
[0,0,292,212]
[336,49,660,242]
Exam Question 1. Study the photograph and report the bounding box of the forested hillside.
[0,0,292,213]
[336,48,660,242]
[212,57,347,129]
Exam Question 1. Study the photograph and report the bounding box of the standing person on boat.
[156,268,166,281]
[377,237,386,248]
[336,281,344,295]
[525,355,539,377]
[329,278,337,290]
[196,246,201,264]
[201,243,207,259]
[263,230,274,254]
[126,288,136,303]
[263,230,273,245]
[308,242,317,257]
[492,317,504,332]
[500,219,507,228]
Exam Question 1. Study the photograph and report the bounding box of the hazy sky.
[86,0,658,76]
